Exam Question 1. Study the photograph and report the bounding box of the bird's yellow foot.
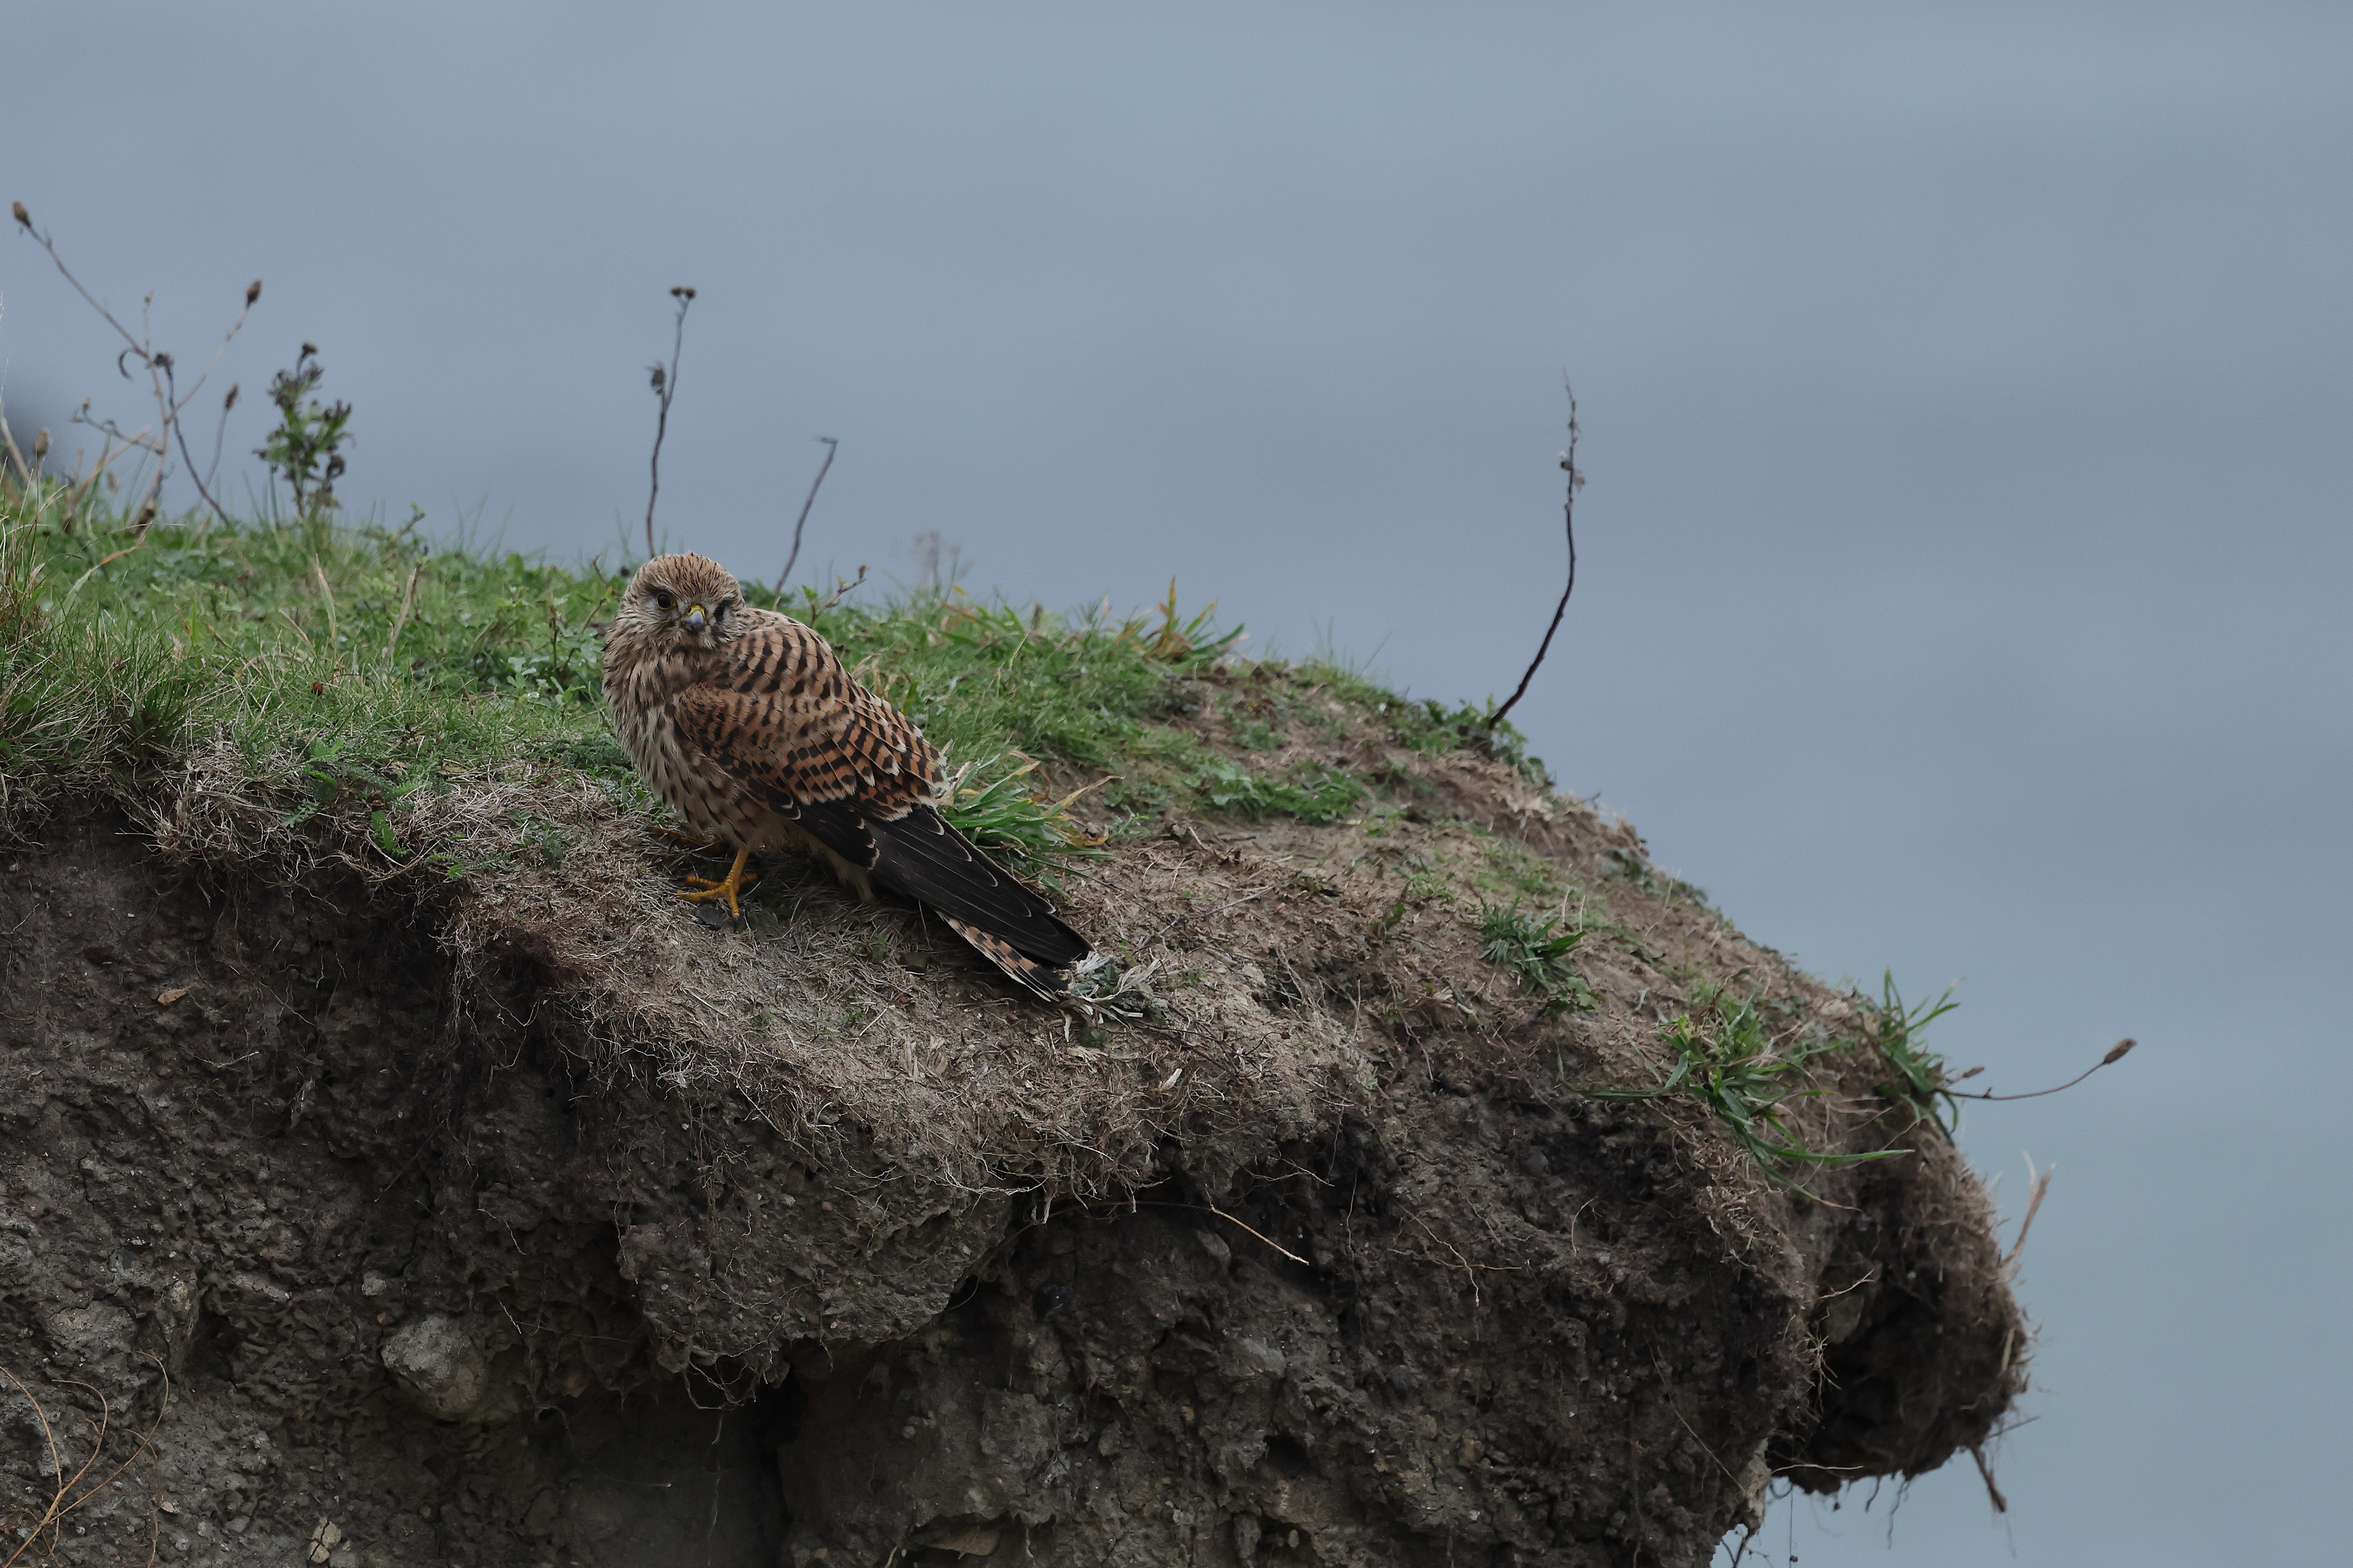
[659,826,723,851]
[677,845,757,920]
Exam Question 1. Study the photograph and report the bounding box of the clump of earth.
[2,729,2022,1566]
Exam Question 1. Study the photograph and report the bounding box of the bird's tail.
[942,915,1073,1002]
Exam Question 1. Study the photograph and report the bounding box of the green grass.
[1476,900,1597,1010]
[1858,970,1965,1135]
[1577,987,1906,1186]
[0,482,1534,868]
[1196,758,1367,824]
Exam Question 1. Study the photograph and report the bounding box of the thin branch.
[642,285,695,559]
[772,435,839,592]
[1488,377,1582,733]
[13,203,261,528]
[166,280,261,526]
[16,210,172,520]
[807,563,868,616]
[171,277,263,418]
[15,206,152,375]
[164,360,235,526]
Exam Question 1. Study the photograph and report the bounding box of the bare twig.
[163,281,262,525]
[1951,1038,2136,1104]
[195,382,240,540]
[808,563,869,616]
[12,201,260,529]
[642,285,695,559]
[1488,377,1581,733]
[773,435,839,592]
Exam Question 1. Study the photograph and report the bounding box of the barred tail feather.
[942,916,1073,1001]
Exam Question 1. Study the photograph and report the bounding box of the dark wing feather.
[667,618,1089,971]
[859,803,1090,967]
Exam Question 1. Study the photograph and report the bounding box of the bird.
[600,552,1092,999]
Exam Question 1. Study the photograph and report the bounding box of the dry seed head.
[32,429,49,462]
[223,383,239,411]
[246,278,263,305]
[2102,1037,2136,1065]
[10,200,27,228]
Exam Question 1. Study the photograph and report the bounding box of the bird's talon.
[674,845,756,920]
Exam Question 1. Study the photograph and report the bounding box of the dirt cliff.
[1,737,2022,1567]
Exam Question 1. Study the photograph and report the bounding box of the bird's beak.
[681,603,709,632]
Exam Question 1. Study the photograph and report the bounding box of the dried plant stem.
[0,1358,169,1568]
[0,397,27,482]
[311,558,340,670]
[11,202,259,530]
[1969,1443,2009,1513]
[2003,1153,2054,1271]
[386,551,427,664]
[161,302,258,526]
[773,435,839,592]
[809,563,869,616]
[1488,378,1582,735]
[642,286,695,559]
[1953,1038,2136,1104]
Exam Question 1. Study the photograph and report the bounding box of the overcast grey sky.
[5,4,2349,1562]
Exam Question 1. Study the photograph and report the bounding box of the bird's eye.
[652,590,674,611]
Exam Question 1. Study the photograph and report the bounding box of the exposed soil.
[1,740,2024,1566]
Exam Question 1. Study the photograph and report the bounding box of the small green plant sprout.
[1583,992,1904,1185]
[1476,900,1596,1009]
[1862,970,1967,1135]
[1146,577,1235,662]
[280,736,432,856]
[257,344,352,531]
[1200,759,1366,824]
[1861,970,2140,1134]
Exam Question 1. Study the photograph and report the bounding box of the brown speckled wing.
[669,615,1089,973]
[670,614,938,827]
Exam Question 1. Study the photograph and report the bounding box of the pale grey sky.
[6,5,2349,1561]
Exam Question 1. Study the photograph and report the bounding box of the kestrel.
[600,553,1092,999]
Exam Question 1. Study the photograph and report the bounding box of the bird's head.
[618,553,744,650]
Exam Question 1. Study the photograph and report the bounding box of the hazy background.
[5,4,2347,1561]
